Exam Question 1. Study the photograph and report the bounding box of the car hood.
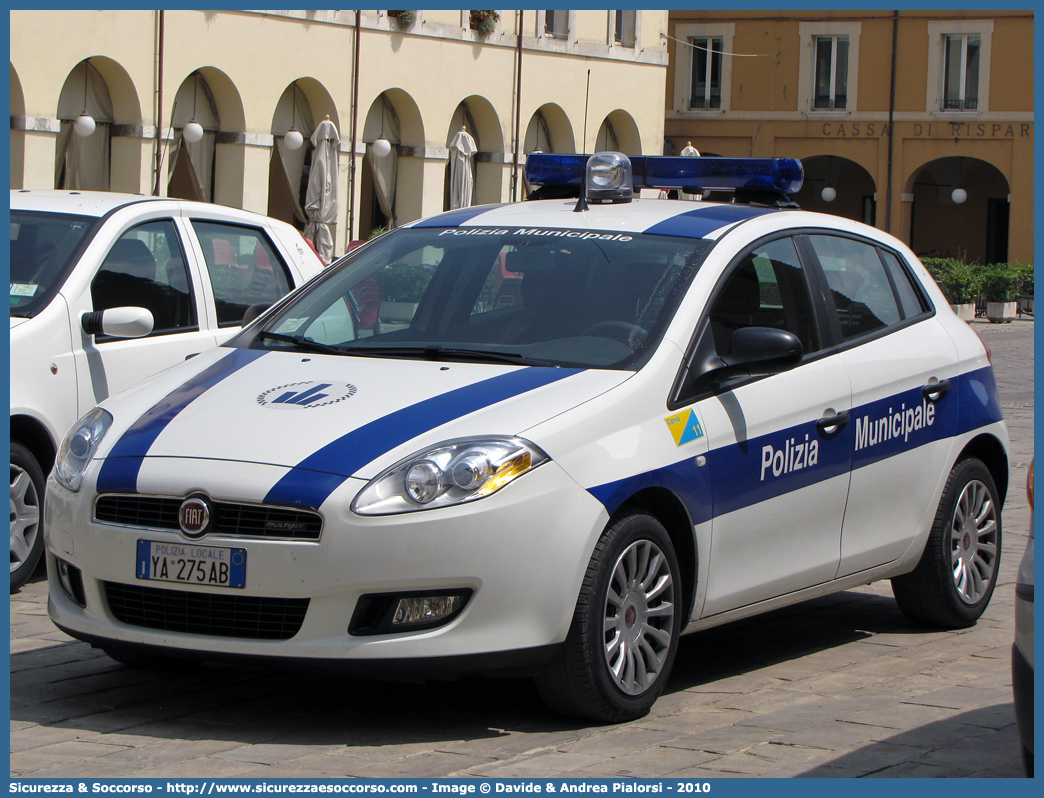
[95,346,631,491]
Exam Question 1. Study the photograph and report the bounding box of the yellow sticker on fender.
[664,409,704,446]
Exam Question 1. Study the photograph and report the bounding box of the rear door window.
[192,221,293,327]
[808,234,903,342]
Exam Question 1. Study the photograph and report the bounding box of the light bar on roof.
[525,152,804,197]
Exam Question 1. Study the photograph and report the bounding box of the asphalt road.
[10,319,1034,779]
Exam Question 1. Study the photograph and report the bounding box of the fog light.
[348,589,473,635]
[393,595,463,626]
[56,558,86,607]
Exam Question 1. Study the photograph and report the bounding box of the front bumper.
[45,457,609,670]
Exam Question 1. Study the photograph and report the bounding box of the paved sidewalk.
[10,320,1033,779]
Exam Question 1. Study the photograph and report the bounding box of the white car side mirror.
[81,307,155,338]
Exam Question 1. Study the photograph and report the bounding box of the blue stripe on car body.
[642,204,778,239]
[263,366,584,510]
[589,365,1003,521]
[95,348,267,495]
[411,204,510,228]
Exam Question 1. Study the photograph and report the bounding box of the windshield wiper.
[257,330,346,356]
[340,345,556,366]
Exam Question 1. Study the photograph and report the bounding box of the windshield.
[245,226,712,369]
[10,210,100,317]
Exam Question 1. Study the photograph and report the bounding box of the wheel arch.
[958,433,1009,505]
[11,414,58,473]
[611,487,697,621]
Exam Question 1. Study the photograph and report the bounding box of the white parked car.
[44,154,1008,721]
[10,190,325,590]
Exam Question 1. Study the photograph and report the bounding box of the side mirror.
[679,325,803,400]
[724,327,803,374]
[81,307,155,339]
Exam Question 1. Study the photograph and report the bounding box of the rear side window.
[880,249,930,318]
[192,221,292,327]
[809,234,902,342]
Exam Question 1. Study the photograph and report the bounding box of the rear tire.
[11,442,46,593]
[892,457,1002,628]
[535,513,682,722]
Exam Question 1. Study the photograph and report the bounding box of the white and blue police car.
[45,152,1009,721]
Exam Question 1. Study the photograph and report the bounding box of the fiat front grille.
[94,495,323,540]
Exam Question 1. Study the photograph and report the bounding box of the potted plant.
[981,262,1018,323]
[388,10,416,30]
[470,10,499,36]
[922,257,980,321]
[1011,262,1034,316]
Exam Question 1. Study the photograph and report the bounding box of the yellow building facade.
[10,10,669,258]
[665,10,1033,265]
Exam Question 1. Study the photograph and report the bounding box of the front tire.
[892,457,1002,628]
[535,513,682,722]
[11,442,46,593]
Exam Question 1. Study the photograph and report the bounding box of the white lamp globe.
[283,128,304,150]
[951,187,968,204]
[372,137,392,158]
[821,186,837,203]
[73,114,96,137]
[182,121,204,143]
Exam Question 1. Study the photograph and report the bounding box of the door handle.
[922,379,951,403]
[816,410,850,438]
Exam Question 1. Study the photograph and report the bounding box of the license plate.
[136,539,246,589]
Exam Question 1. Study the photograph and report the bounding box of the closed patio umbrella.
[304,116,339,262]
[448,126,477,210]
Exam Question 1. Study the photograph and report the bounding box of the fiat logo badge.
[178,496,211,539]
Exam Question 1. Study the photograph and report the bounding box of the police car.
[45,153,1008,722]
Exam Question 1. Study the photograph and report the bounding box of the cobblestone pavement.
[10,320,1033,779]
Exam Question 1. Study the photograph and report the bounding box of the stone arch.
[795,155,877,225]
[904,156,1011,263]
[10,63,26,187]
[444,94,505,208]
[594,109,641,155]
[359,89,424,236]
[168,67,246,206]
[523,103,576,156]
[268,77,339,230]
[55,56,142,192]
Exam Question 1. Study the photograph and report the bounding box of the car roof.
[407,197,814,242]
[8,189,273,224]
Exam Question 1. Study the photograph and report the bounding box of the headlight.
[53,407,113,492]
[352,437,549,516]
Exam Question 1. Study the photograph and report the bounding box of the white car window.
[192,221,293,327]
[90,220,197,337]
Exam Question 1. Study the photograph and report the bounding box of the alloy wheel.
[602,538,676,696]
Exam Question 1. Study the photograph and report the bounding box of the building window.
[671,23,734,115]
[943,34,980,110]
[926,20,992,115]
[799,21,860,114]
[614,10,636,48]
[545,10,568,40]
[690,37,723,109]
[814,36,849,110]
